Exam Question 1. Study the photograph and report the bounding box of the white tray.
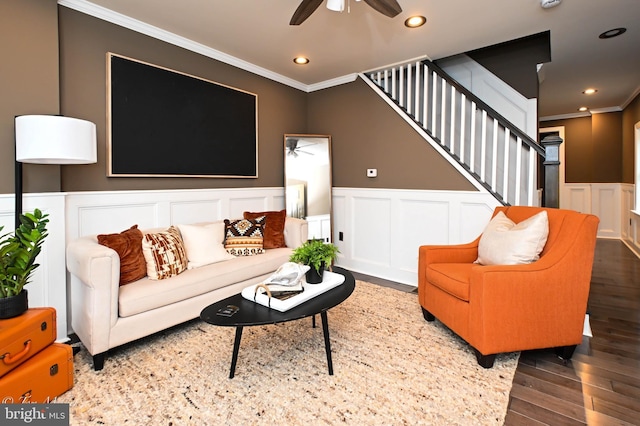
[241,271,346,312]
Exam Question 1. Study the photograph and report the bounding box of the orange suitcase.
[0,307,57,377]
[0,343,73,404]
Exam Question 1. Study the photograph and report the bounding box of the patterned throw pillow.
[97,225,147,285]
[224,217,265,256]
[142,226,188,280]
[243,209,287,249]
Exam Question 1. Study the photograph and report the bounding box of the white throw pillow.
[476,211,549,266]
[177,222,235,269]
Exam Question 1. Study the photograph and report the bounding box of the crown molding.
[590,106,623,114]
[621,84,640,110]
[58,0,309,91]
[540,104,626,121]
[539,112,591,121]
[306,74,358,92]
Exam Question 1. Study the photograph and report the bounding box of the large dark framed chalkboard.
[107,53,258,178]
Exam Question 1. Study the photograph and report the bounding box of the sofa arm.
[66,237,121,355]
[284,217,308,249]
[418,239,480,286]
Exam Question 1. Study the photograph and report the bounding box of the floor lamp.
[14,115,97,229]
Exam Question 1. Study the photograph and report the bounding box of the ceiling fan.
[290,0,402,25]
[286,138,315,157]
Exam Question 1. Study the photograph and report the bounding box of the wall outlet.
[367,168,377,177]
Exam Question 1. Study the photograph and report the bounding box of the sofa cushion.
[142,226,188,280]
[177,222,235,269]
[427,263,474,301]
[118,247,293,317]
[476,211,549,266]
[243,210,286,249]
[97,225,147,285]
[224,217,265,256]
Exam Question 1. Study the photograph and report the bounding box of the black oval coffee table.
[200,267,355,378]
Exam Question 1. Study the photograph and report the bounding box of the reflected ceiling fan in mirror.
[290,0,402,25]
[286,138,316,157]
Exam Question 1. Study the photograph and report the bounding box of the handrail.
[364,59,547,207]
[423,60,545,156]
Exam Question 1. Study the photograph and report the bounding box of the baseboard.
[622,239,640,260]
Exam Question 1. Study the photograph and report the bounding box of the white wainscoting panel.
[563,183,633,241]
[565,184,592,215]
[66,188,286,241]
[332,188,500,285]
[0,193,68,342]
[630,209,640,258]
[621,184,635,243]
[591,184,621,239]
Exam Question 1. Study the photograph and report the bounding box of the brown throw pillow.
[98,225,147,285]
[243,209,286,249]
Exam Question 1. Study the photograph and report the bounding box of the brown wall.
[543,112,626,183]
[308,79,475,190]
[0,0,60,194]
[58,7,306,191]
[592,112,623,183]
[622,93,640,183]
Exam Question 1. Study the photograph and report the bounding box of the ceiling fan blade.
[290,0,324,25]
[363,0,402,18]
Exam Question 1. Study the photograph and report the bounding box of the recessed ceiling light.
[599,28,626,39]
[404,15,426,28]
[578,106,589,112]
[293,56,309,65]
[583,88,597,95]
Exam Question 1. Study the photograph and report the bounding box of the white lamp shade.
[327,0,344,12]
[15,115,97,164]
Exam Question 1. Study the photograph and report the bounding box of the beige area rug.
[58,282,519,425]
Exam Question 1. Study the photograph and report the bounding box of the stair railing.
[364,59,547,207]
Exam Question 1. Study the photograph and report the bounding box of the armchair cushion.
[427,263,473,301]
[476,210,549,265]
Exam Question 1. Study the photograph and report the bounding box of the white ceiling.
[62,0,640,119]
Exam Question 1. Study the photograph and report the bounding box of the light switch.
[367,168,377,177]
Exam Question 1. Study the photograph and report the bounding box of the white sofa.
[66,217,308,370]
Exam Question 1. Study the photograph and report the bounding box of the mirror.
[284,134,333,243]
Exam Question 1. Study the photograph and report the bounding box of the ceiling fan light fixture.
[404,15,426,28]
[327,0,344,12]
[293,56,310,65]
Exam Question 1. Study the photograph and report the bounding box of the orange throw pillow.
[98,225,147,285]
[243,210,286,249]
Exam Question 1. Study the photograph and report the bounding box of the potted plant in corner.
[0,209,49,319]
[289,239,340,284]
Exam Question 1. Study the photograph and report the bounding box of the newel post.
[541,135,563,208]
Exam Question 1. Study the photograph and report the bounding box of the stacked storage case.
[0,308,73,403]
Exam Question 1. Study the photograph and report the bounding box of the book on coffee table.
[242,270,346,312]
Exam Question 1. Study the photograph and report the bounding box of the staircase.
[362,59,546,207]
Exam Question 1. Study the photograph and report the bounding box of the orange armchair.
[418,206,599,368]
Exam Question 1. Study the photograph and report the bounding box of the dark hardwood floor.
[353,238,640,425]
[504,239,640,425]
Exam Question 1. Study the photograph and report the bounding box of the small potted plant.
[0,209,49,319]
[289,239,339,284]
